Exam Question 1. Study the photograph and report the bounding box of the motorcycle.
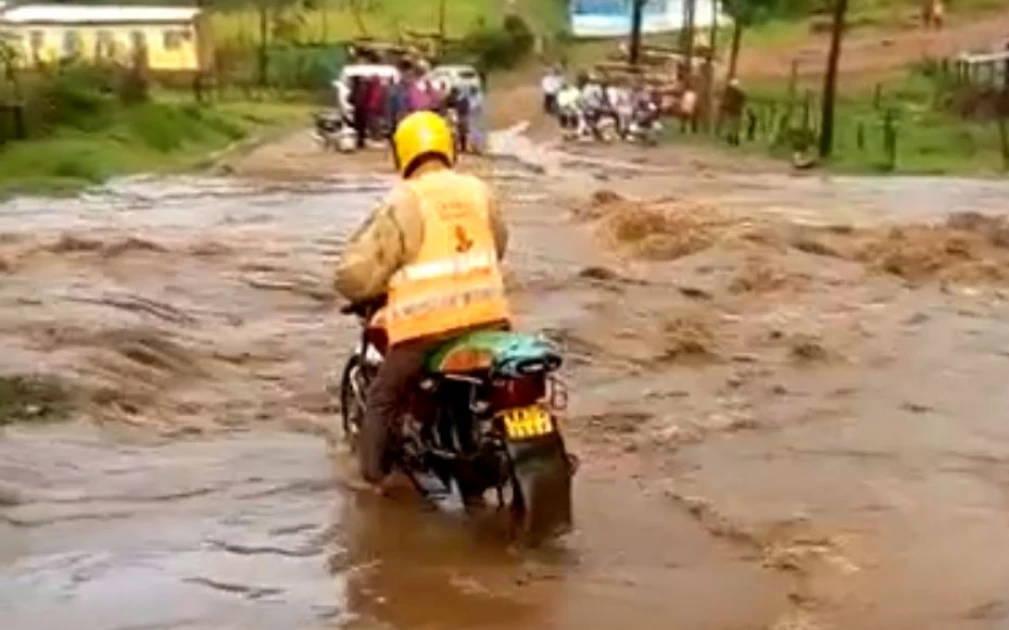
[337,297,577,545]
[584,106,619,143]
[560,106,619,144]
[312,110,357,153]
[624,103,663,146]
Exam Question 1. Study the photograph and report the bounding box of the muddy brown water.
[0,168,784,630]
[3,150,1009,630]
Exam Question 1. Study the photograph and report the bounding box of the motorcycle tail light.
[489,375,545,410]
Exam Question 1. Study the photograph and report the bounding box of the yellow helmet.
[392,111,456,177]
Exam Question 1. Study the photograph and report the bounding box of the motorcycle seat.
[426,330,562,377]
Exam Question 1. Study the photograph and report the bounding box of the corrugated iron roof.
[0,4,201,24]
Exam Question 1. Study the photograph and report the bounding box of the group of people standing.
[343,62,486,154]
[540,66,659,139]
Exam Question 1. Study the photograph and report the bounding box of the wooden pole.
[819,0,849,159]
[684,0,697,76]
[438,0,446,59]
[321,0,328,43]
[629,0,645,66]
[258,3,269,87]
[706,0,719,132]
[998,116,1009,171]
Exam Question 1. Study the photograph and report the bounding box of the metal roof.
[0,4,201,25]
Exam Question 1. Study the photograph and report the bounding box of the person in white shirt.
[607,83,632,137]
[578,78,606,137]
[540,67,563,115]
[555,81,581,133]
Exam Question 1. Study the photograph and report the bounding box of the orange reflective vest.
[385,171,511,346]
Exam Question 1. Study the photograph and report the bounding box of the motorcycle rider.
[333,110,511,487]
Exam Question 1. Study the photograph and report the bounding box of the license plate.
[499,405,554,440]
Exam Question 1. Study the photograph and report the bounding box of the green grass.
[211,0,567,45]
[827,78,1009,175]
[746,0,1009,46]
[0,99,312,196]
[663,71,1009,176]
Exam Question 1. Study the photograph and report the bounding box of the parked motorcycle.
[337,297,576,545]
[625,103,663,146]
[312,110,357,152]
[560,106,619,144]
[591,109,620,143]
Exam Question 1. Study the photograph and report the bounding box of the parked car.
[428,64,482,94]
[333,63,400,114]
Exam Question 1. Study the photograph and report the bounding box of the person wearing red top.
[365,76,387,142]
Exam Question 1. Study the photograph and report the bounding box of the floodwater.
[3,145,1009,630]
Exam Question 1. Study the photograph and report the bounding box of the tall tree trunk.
[819,0,849,159]
[726,20,742,82]
[321,0,328,43]
[349,0,369,37]
[629,0,646,66]
[705,0,719,131]
[438,0,446,59]
[257,4,268,87]
[683,0,697,78]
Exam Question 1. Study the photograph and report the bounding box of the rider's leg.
[359,337,437,484]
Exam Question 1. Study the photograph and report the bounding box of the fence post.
[802,89,813,138]
[13,103,25,139]
[785,58,798,131]
[883,109,897,171]
[998,116,1009,171]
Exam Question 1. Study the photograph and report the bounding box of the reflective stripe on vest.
[390,251,495,285]
[388,284,505,319]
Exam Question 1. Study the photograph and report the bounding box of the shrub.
[51,151,107,182]
[37,64,117,131]
[460,14,535,72]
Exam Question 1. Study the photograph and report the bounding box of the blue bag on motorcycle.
[426,330,562,377]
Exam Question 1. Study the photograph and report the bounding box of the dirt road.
[739,7,1009,83]
[3,128,1009,630]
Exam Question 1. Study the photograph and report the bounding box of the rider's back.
[334,168,507,306]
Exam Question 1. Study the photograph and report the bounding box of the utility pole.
[705,0,719,132]
[819,0,849,159]
[683,0,697,71]
[438,0,446,59]
[629,0,646,66]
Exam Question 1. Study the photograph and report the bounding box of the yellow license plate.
[500,405,554,440]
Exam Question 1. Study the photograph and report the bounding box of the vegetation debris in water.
[0,375,76,426]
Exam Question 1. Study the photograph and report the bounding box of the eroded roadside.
[2,129,1009,630]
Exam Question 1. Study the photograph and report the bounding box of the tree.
[681,0,696,75]
[337,0,381,37]
[629,0,647,66]
[818,0,848,158]
[720,0,782,82]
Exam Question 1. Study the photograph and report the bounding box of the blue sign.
[571,0,663,16]
[569,0,721,38]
